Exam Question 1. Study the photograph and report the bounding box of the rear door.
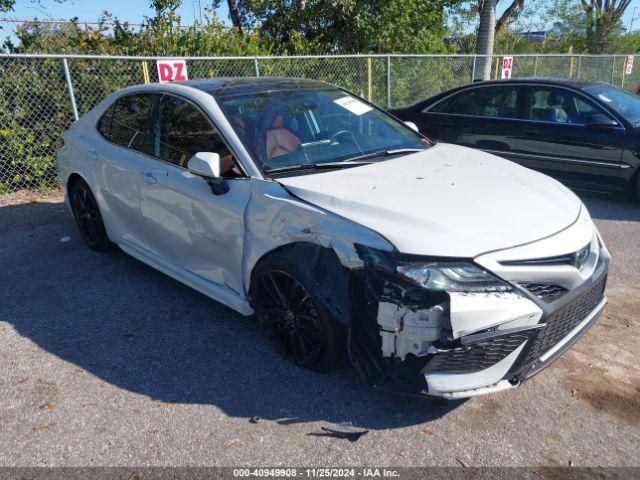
[515,85,625,189]
[137,93,251,294]
[420,85,522,162]
[94,93,156,250]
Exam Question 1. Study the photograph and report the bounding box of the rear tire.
[69,178,113,252]
[251,254,346,372]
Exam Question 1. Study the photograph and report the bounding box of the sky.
[2,0,230,26]
[1,0,640,34]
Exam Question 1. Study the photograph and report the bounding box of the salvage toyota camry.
[56,78,610,398]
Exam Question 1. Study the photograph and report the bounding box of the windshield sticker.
[334,96,373,116]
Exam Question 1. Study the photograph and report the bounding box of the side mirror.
[585,113,619,129]
[404,121,419,133]
[187,152,229,195]
[187,152,221,178]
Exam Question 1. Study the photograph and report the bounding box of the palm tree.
[581,0,631,53]
[475,0,525,80]
[476,0,497,80]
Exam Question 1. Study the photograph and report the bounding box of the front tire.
[69,178,113,252]
[251,255,346,372]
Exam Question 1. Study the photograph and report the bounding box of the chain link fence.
[1,53,638,193]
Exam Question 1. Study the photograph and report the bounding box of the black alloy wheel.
[253,266,344,372]
[70,179,112,251]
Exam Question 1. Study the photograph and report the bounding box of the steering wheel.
[329,130,355,146]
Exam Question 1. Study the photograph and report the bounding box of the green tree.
[225,0,455,53]
[581,0,631,53]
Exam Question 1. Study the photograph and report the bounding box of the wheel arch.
[248,241,355,327]
[631,163,640,199]
[66,172,88,196]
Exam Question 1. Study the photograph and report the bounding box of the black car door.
[417,85,523,162]
[514,85,625,191]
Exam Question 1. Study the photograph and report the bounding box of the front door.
[137,93,251,294]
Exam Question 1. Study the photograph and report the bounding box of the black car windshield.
[585,84,640,125]
[215,87,428,173]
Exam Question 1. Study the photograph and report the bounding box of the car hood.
[276,143,582,258]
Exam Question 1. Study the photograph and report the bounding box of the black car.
[391,78,640,198]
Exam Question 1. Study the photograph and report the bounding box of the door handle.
[142,172,158,185]
[523,129,539,135]
[87,149,99,160]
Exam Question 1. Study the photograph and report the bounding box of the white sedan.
[56,78,610,398]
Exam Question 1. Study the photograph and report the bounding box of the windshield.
[214,87,428,173]
[584,84,640,125]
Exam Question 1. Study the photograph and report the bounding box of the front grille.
[524,275,607,364]
[500,254,574,267]
[520,282,568,301]
[423,330,533,373]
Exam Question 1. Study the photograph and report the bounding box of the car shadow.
[578,192,640,222]
[1,200,463,431]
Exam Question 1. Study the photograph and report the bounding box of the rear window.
[97,105,113,140]
[431,86,518,119]
[99,93,155,156]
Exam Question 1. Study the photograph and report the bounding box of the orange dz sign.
[157,59,189,83]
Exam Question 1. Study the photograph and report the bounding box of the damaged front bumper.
[353,223,611,399]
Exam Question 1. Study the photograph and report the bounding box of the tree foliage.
[212,0,456,53]
[581,0,631,53]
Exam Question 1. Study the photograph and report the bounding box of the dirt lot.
[0,190,639,468]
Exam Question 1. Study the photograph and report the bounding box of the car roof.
[182,77,335,97]
[410,77,613,109]
[467,77,610,89]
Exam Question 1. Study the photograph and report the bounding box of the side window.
[525,87,604,125]
[429,96,455,114]
[432,87,518,118]
[109,94,154,155]
[574,96,601,123]
[97,105,114,141]
[156,95,240,176]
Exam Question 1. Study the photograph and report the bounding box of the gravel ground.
[0,191,639,468]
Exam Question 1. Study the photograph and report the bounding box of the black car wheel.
[251,256,346,372]
[70,178,113,251]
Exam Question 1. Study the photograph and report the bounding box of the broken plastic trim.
[352,244,536,395]
[350,244,451,393]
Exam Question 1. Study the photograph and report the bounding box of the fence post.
[611,55,616,84]
[62,58,79,122]
[577,56,582,79]
[534,55,539,76]
[141,61,151,84]
[569,56,574,78]
[471,55,476,81]
[386,54,391,108]
[254,57,260,77]
[367,57,373,102]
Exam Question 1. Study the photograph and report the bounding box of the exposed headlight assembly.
[396,262,512,293]
[356,245,512,293]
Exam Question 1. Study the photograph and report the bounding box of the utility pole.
[193,0,203,24]
[630,6,639,32]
